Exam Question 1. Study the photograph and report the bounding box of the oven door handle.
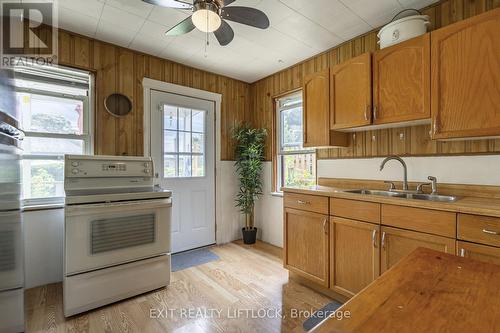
[65,198,172,212]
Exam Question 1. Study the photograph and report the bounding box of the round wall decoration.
[104,93,132,117]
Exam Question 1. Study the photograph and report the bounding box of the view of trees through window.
[282,154,316,188]
[14,65,91,203]
[19,93,85,199]
[282,107,302,150]
[29,161,64,198]
[276,93,316,190]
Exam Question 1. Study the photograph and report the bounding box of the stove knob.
[71,168,79,174]
[144,163,149,167]
[144,169,150,174]
[71,161,79,167]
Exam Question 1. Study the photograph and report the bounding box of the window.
[13,64,92,205]
[163,105,205,178]
[275,92,316,191]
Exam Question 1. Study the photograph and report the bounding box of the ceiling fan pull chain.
[206,13,210,52]
[205,27,209,57]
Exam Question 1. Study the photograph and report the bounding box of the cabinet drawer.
[457,241,500,265]
[381,226,456,273]
[284,193,329,214]
[330,198,380,224]
[381,204,456,238]
[458,214,500,248]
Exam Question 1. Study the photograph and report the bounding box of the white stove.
[63,155,172,317]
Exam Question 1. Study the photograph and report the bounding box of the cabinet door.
[380,226,455,273]
[458,241,500,266]
[431,9,500,139]
[373,33,430,124]
[330,217,380,298]
[284,208,329,286]
[330,53,372,129]
[303,69,330,147]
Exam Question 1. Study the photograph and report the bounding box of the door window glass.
[163,106,206,178]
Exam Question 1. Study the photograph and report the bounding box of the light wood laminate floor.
[26,241,332,332]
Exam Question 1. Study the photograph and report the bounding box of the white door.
[150,91,216,253]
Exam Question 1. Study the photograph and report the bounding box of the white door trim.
[142,78,227,245]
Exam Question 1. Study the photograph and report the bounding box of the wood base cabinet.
[284,208,329,287]
[458,241,500,266]
[380,226,456,273]
[330,217,380,297]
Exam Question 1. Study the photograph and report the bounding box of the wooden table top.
[311,247,500,333]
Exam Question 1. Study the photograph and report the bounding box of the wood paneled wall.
[56,31,251,160]
[250,0,500,161]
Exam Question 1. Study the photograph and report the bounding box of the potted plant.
[232,123,267,244]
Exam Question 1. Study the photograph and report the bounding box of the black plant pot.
[242,227,257,244]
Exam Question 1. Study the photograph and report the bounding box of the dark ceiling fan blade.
[222,0,237,6]
[142,0,192,10]
[221,6,270,29]
[214,20,234,46]
[165,16,196,36]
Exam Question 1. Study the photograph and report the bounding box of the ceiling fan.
[143,0,270,46]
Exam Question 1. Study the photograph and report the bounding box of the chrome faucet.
[380,156,408,191]
[428,176,438,195]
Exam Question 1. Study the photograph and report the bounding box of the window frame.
[15,65,94,207]
[273,90,316,193]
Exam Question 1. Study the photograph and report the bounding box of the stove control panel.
[64,155,154,178]
[101,163,127,172]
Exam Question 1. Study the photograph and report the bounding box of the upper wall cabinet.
[373,33,430,125]
[430,8,500,139]
[303,69,330,147]
[330,53,372,130]
[303,69,349,148]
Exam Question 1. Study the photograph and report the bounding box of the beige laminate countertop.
[283,185,500,218]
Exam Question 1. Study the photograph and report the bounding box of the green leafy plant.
[232,123,268,229]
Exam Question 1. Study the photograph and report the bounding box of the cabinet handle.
[364,105,370,121]
[460,248,466,257]
[372,229,377,248]
[482,229,500,236]
[381,231,386,249]
[322,219,328,234]
[433,118,438,135]
[373,106,378,120]
[297,200,310,205]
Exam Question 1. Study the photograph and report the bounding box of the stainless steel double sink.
[342,189,459,203]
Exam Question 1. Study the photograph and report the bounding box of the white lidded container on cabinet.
[378,9,430,49]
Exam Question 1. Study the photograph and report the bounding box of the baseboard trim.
[289,272,350,304]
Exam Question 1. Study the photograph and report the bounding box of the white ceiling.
[57,0,438,83]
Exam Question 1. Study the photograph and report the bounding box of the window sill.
[270,192,284,198]
[22,200,64,211]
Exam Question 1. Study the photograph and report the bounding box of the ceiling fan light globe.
[192,9,221,33]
